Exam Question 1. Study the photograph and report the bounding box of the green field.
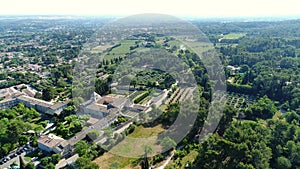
[105,40,137,58]
[93,125,165,168]
[93,152,138,169]
[166,150,199,169]
[222,33,246,39]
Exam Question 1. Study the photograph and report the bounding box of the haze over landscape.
[0,0,300,18]
[1,1,300,169]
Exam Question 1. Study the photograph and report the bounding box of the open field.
[222,33,246,39]
[93,152,139,169]
[129,124,165,138]
[106,40,136,57]
[166,150,198,169]
[94,125,165,168]
[91,45,112,53]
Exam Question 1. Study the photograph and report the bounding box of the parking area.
[0,144,35,168]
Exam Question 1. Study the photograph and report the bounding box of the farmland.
[165,87,196,105]
[222,33,246,39]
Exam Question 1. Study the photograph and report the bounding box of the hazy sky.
[1,0,300,17]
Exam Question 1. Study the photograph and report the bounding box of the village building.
[0,91,68,115]
[38,134,71,156]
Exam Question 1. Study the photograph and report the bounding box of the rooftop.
[38,134,65,148]
[96,96,114,105]
[86,102,108,112]
[17,95,53,107]
[50,101,69,110]
[87,117,100,125]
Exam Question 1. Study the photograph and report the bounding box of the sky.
[0,0,300,17]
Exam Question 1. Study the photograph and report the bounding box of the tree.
[75,157,99,169]
[275,157,292,169]
[245,96,277,120]
[216,105,237,136]
[19,135,28,145]
[42,86,56,101]
[95,79,109,96]
[141,145,153,169]
[34,92,42,99]
[40,157,52,166]
[51,154,62,164]
[74,141,90,157]
[24,162,35,169]
[240,64,250,73]
[130,78,137,88]
[45,163,55,169]
[87,130,100,141]
[160,137,176,151]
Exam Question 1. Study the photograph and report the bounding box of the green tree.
[40,157,51,166]
[74,141,90,157]
[45,163,55,169]
[42,86,56,101]
[51,154,62,164]
[275,157,292,169]
[246,96,277,120]
[160,137,176,150]
[87,130,100,140]
[130,78,137,88]
[75,157,99,169]
[24,162,35,169]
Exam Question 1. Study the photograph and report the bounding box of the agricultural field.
[225,92,255,110]
[105,40,137,58]
[127,91,144,101]
[165,87,195,104]
[222,33,246,39]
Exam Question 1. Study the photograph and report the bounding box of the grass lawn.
[24,156,32,162]
[93,125,165,168]
[130,125,165,138]
[166,150,199,169]
[159,104,168,112]
[168,40,182,46]
[91,45,112,53]
[184,41,214,55]
[223,33,246,39]
[109,125,164,157]
[107,40,136,57]
[93,152,139,169]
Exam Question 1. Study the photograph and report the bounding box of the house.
[0,98,19,109]
[79,100,112,119]
[38,134,71,156]
[86,117,100,126]
[226,65,241,73]
[78,92,120,119]
[47,102,69,116]
[0,93,69,116]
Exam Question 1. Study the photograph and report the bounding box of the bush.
[133,91,149,104]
